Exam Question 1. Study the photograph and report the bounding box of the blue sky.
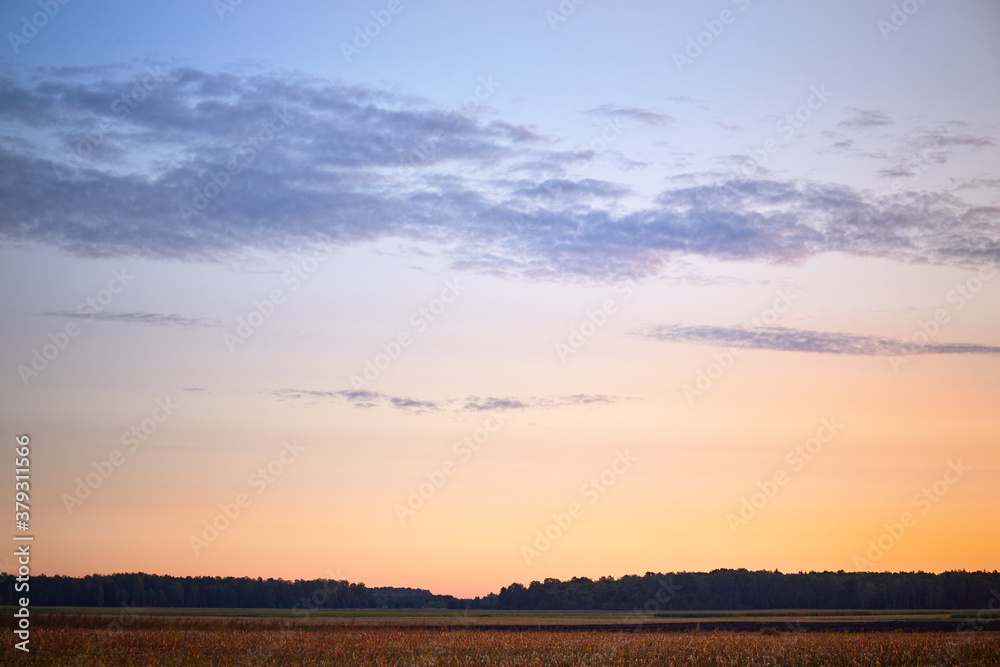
[2,0,998,596]
[4,0,999,272]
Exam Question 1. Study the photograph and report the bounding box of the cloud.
[388,395,441,411]
[2,66,998,281]
[462,394,623,411]
[952,177,1000,192]
[510,178,632,201]
[461,396,530,412]
[271,389,440,413]
[914,125,994,150]
[273,389,627,413]
[636,324,1000,356]
[838,108,893,129]
[875,124,996,182]
[42,310,224,327]
[879,167,916,178]
[585,105,673,126]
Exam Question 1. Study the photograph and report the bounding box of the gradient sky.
[1,0,998,598]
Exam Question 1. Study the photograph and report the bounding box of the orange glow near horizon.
[23,261,1000,598]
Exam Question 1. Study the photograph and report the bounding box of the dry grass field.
[4,611,1000,665]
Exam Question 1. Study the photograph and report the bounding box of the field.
[4,608,1000,665]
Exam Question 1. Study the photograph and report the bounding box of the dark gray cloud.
[43,310,223,328]
[2,66,998,280]
[637,324,1000,356]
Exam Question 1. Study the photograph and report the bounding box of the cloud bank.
[2,66,998,281]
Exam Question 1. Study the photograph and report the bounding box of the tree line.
[495,570,1000,611]
[0,573,375,609]
[3,569,998,610]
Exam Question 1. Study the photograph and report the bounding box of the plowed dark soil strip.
[424,619,1000,633]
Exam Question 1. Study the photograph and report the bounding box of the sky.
[1,0,998,599]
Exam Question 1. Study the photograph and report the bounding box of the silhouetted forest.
[0,573,376,609]
[495,570,1000,611]
[3,570,998,611]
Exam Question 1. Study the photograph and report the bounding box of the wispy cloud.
[636,324,1000,356]
[914,125,995,150]
[879,166,918,178]
[388,395,441,411]
[272,389,627,413]
[462,394,624,411]
[838,108,893,129]
[951,177,1000,192]
[43,310,224,328]
[271,389,440,413]
[874,123,996,183]
[585,105,673,126]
